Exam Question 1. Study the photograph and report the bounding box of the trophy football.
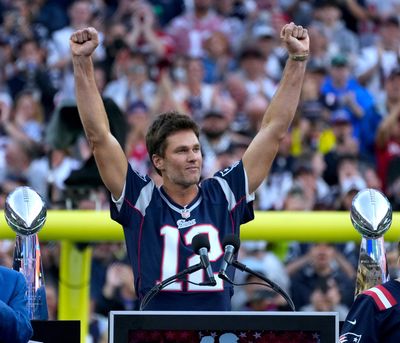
[351,188,392,297]
[4,186,48,320]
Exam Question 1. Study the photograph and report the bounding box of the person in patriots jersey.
[70,23,309,310]
[340,265,400,342]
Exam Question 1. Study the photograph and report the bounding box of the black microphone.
[192,234,217,286]
[218,234,240,281]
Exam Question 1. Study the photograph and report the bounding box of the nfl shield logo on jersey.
[339,332,362,342]
[181,209,191,219]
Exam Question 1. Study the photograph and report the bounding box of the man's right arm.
[70,28,127,199]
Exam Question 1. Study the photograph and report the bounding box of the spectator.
[251,24,283,82]
[125,100,152,176]
[313,1,359,60]
[103,51,157,112]
[171,56,219,121]
[323,110,359,186]
[257,131,294,210]
[239,274,287,311]
[166,0,228,57]
[124,1,173,59]
[355,16,400,99]
[95,262,138,316]
[148,0,185,27]
[376,88,400,192]
[321,54,376,143]
[376,67,400,118]
[232,241,290,311]
[306,24,331,72]
[90,243,125,302]
[0,137,49,200]
[223,73,250,133]
[241,94,270,138]
[47,0,103,72]
[301,276,349,320]
[200,108,249,178]
[238,45,277,101]
[47,0,105,102]
[1,90,45,147]
[202,31,235,84]
[288,242,355,310]
[7,39,57,119]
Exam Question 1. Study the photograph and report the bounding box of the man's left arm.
[0,272,33,343]
[242,23,309,194]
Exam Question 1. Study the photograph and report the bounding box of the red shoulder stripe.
[363,284,397,311]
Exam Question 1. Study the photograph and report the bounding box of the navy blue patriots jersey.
[339,280,400,343]
[111,160,254,311]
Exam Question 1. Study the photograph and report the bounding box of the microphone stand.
[140,262,208,311]
[230,260,296,311]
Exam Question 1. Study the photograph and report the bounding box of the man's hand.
[70,27,99,57]
[280,22,309,57]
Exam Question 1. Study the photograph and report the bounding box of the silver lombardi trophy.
[351,188,392,297]
[4,186,48,320]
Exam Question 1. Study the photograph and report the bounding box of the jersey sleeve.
[211,160,255,224]
[339,294,379,343]
[110,164,154,227]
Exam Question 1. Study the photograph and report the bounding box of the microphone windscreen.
[192,234,210,253]
[222,234,240,251]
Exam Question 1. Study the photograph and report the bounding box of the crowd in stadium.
[0,0,400,341]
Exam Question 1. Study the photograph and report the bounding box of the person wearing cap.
[0,266,33,343]
[252,24,282,81]
[321,53,378,147]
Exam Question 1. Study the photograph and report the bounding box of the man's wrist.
[289,51,309,61]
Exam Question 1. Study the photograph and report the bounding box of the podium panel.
[109,311,338,343]
[31,320,80,343]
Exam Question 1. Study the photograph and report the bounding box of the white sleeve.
[110,182,126,212]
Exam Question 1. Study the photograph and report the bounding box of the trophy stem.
[355,236,389,297]
[13,234,48,320]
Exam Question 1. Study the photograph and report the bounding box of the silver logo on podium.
[351,188,392,296]
[5,186,48,320]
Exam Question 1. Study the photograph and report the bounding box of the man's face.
[330,65,349,86]
[155,130,202,187]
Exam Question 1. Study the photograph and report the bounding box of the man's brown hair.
[146,111,200,175]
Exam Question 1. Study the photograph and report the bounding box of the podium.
[31,320,80,343]
[109,311,338,343]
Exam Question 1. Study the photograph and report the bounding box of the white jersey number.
[159,225,224,291]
